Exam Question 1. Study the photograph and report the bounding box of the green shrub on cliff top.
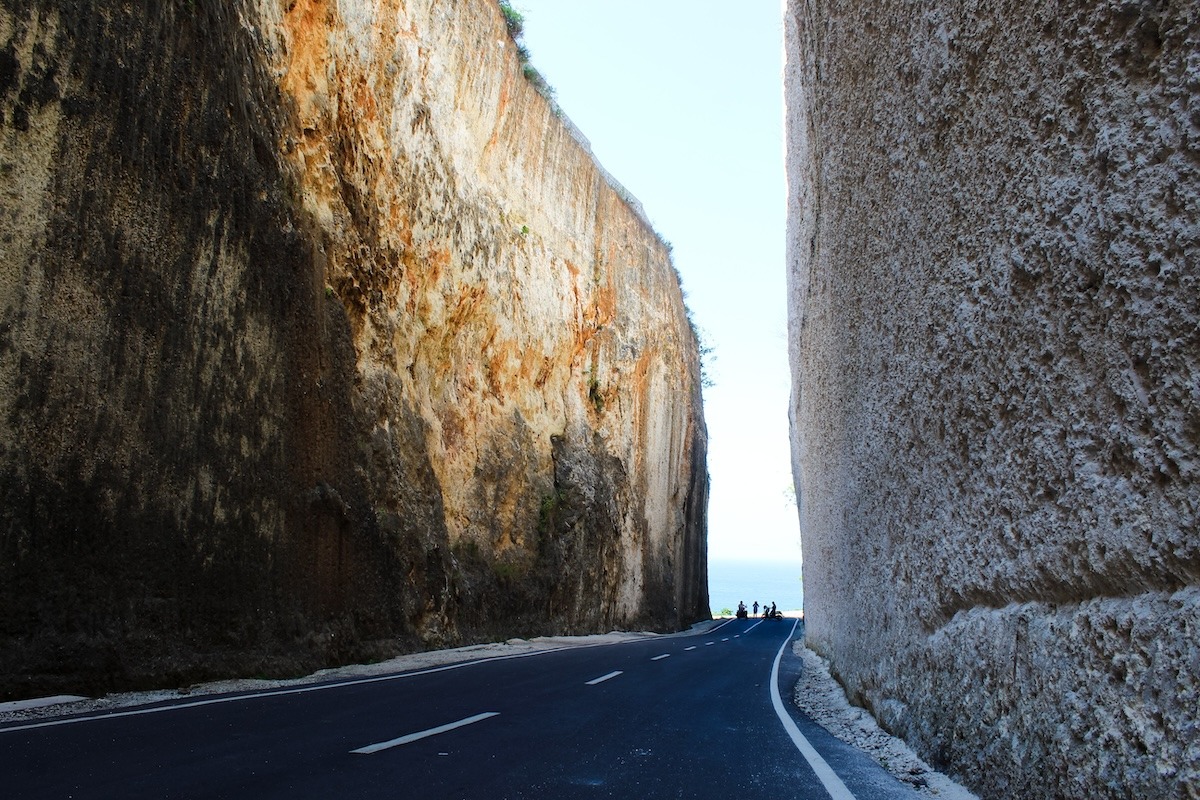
[497,2,559,107]
[499,1,524,39]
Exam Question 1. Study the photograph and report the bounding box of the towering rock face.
[786,1,1197,796]
[0,0,708,698]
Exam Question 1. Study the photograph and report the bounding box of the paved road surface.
[3,618,923,799]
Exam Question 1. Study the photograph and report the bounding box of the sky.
[511,2,800,566]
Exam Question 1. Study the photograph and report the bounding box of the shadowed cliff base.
[0,0,708,699]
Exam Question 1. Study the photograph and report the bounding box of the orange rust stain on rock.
[427,248,451,286]
[447,282,485,329]
[516,344,546,386]
[630,348,655,414]
[438,406,466,453]
[592,281,616,328]
[486,340,522,398]
[615,345,660,466]
[402,247,452,314]
[280,0,332,124]
[565,277,617,372]
[485,72,515,155]
[351,79,379,125]
[392,211,415,249]
[532,354,554,390]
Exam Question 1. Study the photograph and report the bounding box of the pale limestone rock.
[0,0,707,696]
[785,1,1198,796]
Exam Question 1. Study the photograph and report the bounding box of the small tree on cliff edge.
[499,1,524,39]
[497,2,557,104]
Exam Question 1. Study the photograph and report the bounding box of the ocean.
[707,559,804,616]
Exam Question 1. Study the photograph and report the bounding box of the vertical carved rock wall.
[786,1,1197,796]
[0,0,708,698]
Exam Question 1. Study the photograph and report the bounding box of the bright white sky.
[512,2,801,566]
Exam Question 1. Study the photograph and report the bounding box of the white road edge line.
[351,712,499,755]
[0,647,577,734]
[0,695,89,714]
[770,619,856,800]
[651,654,671,661]
[585,671,623,686]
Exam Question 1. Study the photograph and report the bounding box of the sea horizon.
[707,558,803,616]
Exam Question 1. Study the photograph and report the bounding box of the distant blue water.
[708,559,803,616]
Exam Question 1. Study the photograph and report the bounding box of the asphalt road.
[3,618,923,799]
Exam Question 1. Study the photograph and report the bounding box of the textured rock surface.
[0,0,707,698]
[785,1,1197,797]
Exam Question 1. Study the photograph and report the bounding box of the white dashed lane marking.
[351,713,500,755]
[585,671,623,686]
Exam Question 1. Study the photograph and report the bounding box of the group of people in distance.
[735,600,779,619]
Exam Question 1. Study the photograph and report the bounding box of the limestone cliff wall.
[786,1,1197,797]
[0,0,708,698]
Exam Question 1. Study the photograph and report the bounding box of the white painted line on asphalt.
[0,647,574,735]
[351,712,499,755]
[0,695,88,714]
[721,638,730,642]
[651,654,671,661]
[745,620,765,633]
[770,619,856,800]
[705,642,715,646]
[684,646,697,651]
[585,671,623,686]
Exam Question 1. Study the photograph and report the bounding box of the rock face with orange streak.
[0,0,708,698]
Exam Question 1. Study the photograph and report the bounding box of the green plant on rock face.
[497,2,562,108]
[537,489,566,534]
[499,1,524,39]
[522,64,557,102]
[453,538,481,560]
[588,377,603,413]
[492,560,527,582]
[683,305,716,390]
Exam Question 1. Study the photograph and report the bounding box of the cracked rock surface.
[785,1,1198,797]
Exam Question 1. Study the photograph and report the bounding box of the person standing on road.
[753,601,759,616]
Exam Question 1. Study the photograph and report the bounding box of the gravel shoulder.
[792,641,979,799]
